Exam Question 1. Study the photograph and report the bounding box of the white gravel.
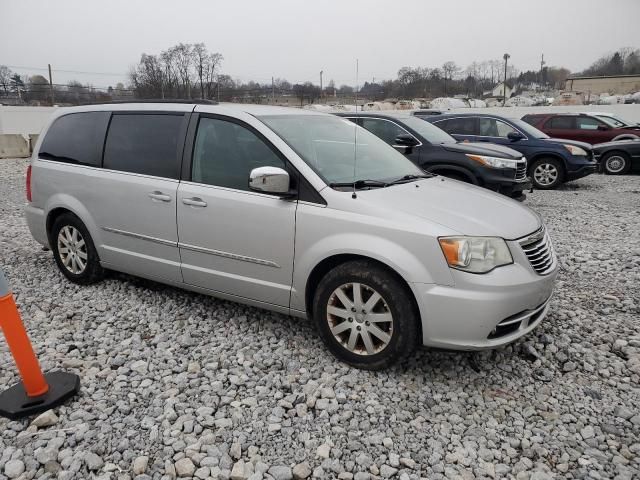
[1,157,639,480]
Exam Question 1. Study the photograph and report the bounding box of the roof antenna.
[352,58,359,199]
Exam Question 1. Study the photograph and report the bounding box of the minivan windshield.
[259,114,424,186]
[511,119,550,139]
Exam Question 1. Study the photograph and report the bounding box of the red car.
[522,113,640,144]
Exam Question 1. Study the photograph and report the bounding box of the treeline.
[579,47,640,77]
[2,45,638,107]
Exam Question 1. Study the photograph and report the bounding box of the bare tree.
[0,65,12,96]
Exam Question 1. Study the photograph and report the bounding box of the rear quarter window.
[103,113,185,179]
[39,112,110,166]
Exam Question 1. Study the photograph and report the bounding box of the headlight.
[466,154,520,169]
[438,236,513,273]
[563,144,588,156]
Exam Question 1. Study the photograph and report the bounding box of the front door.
[359,117,422,165]
[177,115,297,308]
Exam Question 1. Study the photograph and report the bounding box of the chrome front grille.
[519,227,556,275]
[515,159,527,181]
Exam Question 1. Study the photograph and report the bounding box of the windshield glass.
[401,116,456,144]
[596,115,630,127]
[511,119,550,139]
[259,115,424,185]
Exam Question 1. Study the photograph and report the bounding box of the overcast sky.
[1,0,638,89]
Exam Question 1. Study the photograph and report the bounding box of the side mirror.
[597,124,609,131]
[394,134,419,146]
[249,166,294,196]
[507,131,525,141]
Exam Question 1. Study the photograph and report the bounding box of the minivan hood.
[442,141,522,159]
[354,177,541,239]
[545,138,593,150]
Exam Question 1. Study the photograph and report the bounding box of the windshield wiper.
[387,173,434,185]
[329,179,389,189]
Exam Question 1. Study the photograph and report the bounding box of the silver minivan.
[26,102,558,369]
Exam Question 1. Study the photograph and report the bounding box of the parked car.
[335,112,530,199]
[592,139,640,175]
[522,112,640,143]
[419,112,598,189]
[26,102,557,370]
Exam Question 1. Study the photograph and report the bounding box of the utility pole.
[540,53,546,86]
[503,53,510,106]
[319,70,323,103]
[47,64,55,105]
[272,77,275,105]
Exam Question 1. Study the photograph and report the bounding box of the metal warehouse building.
[564,74,640,95]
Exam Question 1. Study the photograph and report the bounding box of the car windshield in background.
[596,115,635,127]
[402,116,456,144]
[511,119,550,139]
[259,115,423,186]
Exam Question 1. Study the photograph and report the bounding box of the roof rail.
[80,99,218,106]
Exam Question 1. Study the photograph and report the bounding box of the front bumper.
[411,242,558,350]
[566,162,598,181]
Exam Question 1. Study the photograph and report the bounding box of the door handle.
[182,197,207,207]
[148,191,172,202]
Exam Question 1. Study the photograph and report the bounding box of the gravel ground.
[1,157,639,480]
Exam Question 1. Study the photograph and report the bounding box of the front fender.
[291,231,454,312]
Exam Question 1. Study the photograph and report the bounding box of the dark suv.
[420,112,597,189]
[522,113,640,144]
[336,112,530,199]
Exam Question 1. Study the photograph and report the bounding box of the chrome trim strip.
[178,242,280,268]
[102,227,177,247]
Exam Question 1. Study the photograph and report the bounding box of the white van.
[26,102,557,369]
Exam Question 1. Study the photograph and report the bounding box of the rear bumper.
[25,204,48,247]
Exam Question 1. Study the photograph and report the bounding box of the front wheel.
[602,151,631,175]
[530,158,564,189]
[312,260,419,370]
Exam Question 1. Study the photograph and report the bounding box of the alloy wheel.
[326,282,394,355]
[533,163,558,186]
[605,155,626,174]
[57,226,88,274]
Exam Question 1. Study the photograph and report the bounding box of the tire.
[312,260,419,370]
[530,157,564,190]
[602,151,631,175]
[51,213,105,285]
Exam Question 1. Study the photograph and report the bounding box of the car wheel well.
[46,208,76,244]
[528,154,566,175]
[612,134,639,142]
[305,254,422,338]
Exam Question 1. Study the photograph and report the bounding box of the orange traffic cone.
[0,268,80,419]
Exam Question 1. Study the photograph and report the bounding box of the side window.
[432,119,450,132]
[360,118,407,145]
[39,112,110,166]
[192,117,286,191]
[103,113,184,179]
[442,117,476,135]
[546,116,574,129]
[576,117,604,130]
[478,118,516,137]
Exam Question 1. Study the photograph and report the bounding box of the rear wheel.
[602,151,631,175]
[530,158,564,189]
[312,260,419,370]
[51,213,105,285]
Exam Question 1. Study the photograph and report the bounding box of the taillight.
[26,165,32,202]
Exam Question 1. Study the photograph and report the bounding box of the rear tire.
[602,151,631,175]
[51,213,105,285]
[312,260,419,370]
[530,158,564,189]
